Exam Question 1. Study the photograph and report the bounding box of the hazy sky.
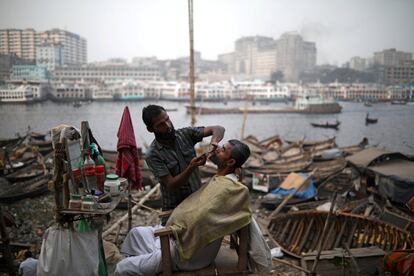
[1,0,413,65]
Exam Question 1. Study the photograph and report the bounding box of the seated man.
[115,140,270,275]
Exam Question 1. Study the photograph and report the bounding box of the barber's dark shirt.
[146,127,204,218]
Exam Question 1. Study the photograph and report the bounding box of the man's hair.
[142,105,166,127]
[228,139,250,168]
[24,250,32,258]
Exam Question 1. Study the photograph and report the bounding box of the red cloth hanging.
[115,106,142,190]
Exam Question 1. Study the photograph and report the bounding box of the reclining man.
[115,139,271,275]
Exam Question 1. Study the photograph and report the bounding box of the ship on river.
[186,93,342,115]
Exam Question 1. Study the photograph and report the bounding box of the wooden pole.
[102,184,160,238]
[188,0,196,127]
[269,169,317,219]
[0,206,16,276]
[310,191,338,274]
[272,258,311,274]
[128,179,132,231]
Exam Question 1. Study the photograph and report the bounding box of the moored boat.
[267,211,414,258]
[0,175,51,203]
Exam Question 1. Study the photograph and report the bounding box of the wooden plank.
[298,217,314,253]
[159,235,172,276]
[279,219,291,241]
[334,217,347,248]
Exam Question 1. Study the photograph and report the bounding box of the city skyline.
[1,0,413,65]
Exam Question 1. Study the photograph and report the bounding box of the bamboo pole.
[272,258,311,274]
[102,184,160,238]
[188,0,196,127]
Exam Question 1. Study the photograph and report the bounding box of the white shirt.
[19,257,38,276]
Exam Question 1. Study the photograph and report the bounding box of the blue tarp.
[270,173,315,199]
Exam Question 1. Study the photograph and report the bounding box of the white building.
[36,43,64,71]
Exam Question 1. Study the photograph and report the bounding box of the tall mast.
[188,0,196,126]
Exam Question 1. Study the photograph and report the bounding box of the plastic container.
[83,152,96,192]
[69,194,82,210]
[119,177,128,192]
[104,174,121,196]
[95,165,105,193]
[81,195,96,211]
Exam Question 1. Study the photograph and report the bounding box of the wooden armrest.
[154,227,173,237]
[159,210,173,219]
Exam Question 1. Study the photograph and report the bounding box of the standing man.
[142,105,225,224]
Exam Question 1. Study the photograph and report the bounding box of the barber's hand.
[207,143,218,159]
[190,154,207,168]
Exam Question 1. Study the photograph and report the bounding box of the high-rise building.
[349,56,367,71]
[374,48,412,67]
[39,29,87,65]
[275,32,316,81]
[0,29,38,61]
[0,28,87,65]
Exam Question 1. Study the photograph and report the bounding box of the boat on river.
[311,120,340,130]
[365,113,378,124]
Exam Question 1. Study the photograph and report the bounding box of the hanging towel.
[116,106,142,190]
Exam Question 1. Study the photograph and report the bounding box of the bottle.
[83,151,96,193]
[95,165,105,193]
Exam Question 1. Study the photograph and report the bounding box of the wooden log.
[102,184,159,238]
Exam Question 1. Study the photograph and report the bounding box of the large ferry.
[294,93,342,114]
[0,84,45,103]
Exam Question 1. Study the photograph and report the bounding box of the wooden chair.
[154,211,250,276]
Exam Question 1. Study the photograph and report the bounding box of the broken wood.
[102,183,160,238]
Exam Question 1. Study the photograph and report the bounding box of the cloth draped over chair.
[166,175,252,261]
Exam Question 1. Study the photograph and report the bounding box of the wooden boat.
[391,100,407,105]
[365,113,378,124]
[285,137,336,152]
[308,158,347,183]
[310,121,340,130]
[339,138,369,156]
[28,139,54,155]
[30,131,48,141]
[364,102,373,107]
[248,158,312,174]
[0,175,51,203]
[267,211,414,258]
[5,164,45,183]
[0,136,25,148]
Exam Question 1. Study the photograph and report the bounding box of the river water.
[1,100,414,154]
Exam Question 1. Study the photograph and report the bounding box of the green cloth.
[166,175,252,261]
